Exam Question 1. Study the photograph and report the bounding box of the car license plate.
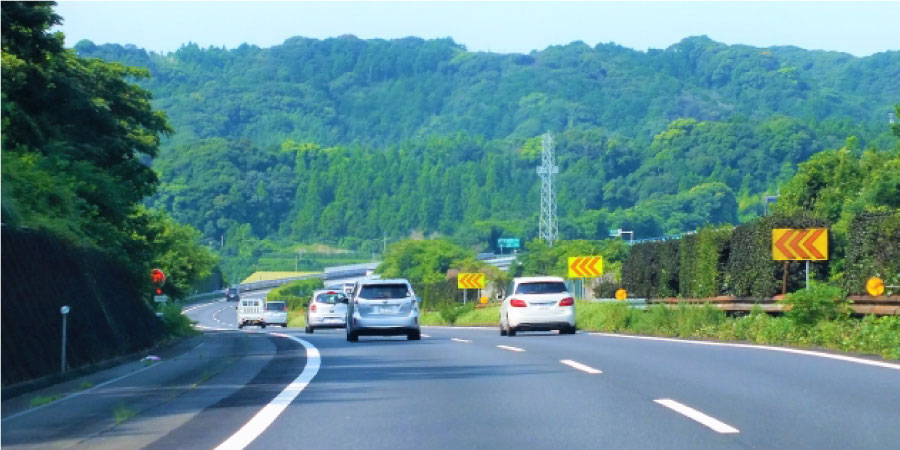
[376,306,396,314]
[327,317,342,322]
[539,305,550,311]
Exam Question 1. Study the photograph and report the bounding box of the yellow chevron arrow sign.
[772,228,828,261]
[567,256,604,278]
[457,273,485,289]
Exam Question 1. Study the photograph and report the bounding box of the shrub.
[160,303,197,337]
[843,211,900,295]
[679,227,732,297]
[725,212,829,297]
[438,302,474,325]
[268,278,323,310]
[780,282,848,326]
[622,240,680,298]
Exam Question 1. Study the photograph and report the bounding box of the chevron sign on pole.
[567,256,604,278]
[457,273,486,289]
[772,228,828,261]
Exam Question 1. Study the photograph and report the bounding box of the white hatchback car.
[265,301,288,327]
[500,276,576,336]
[305,290,348,333]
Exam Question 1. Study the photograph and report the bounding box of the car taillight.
[510,299,527,307]
[310,304,317,313]
[559,297,574,306]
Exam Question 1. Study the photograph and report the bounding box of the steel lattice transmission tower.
[537,131,559,246]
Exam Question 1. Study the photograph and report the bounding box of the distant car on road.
[500,276,576,336]
[345,279,420,341]
[305,290,348,333]
[225,285,241,302]
[265,301,288,327]
[237,298,266,329]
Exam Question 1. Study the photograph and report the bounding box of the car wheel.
[407,330,421,341]
[261,323,266,329]
[500,325,507,336]
[238,323,244,329]
[305,325,312,334]
[507,316,516,337]
[347,331,358,342]
[282,324,287,328]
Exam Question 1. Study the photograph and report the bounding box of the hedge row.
[623,212,833,298]
[844,211,900,295]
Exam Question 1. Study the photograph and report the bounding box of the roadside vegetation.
[422,295,900,360]
[578,301,900,360]
[159,303,198,337]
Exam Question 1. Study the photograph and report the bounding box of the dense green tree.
[2,2,214,296]
[377,239,474,283]
[2,1,170,260]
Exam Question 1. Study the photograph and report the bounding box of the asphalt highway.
[3,295,899,449]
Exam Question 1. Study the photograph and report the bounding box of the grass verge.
[576,302,900,360]
[287,309,307,328]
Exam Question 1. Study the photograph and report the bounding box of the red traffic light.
[151,268,166,285]
[156,288,163,295]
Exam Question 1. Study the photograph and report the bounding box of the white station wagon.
[500,276,576,336]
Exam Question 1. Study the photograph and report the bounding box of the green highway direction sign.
[497,238,520,249]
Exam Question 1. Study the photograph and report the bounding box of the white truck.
[237,298,266,329]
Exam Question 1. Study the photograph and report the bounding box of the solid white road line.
[654,399,739,434]
[182,301,217,314]
[559,359,602,374]
[215,333,320,450]
[496,345,525,352]
[420,334,431,338]
[591,333,900,371]
[451,338,472,343]
[194,324,231,331]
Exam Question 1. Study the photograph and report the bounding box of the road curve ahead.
[4,297,898,449]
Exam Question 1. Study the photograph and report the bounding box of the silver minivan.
[346,279,421,341]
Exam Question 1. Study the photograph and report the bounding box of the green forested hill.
[75,35,898,148]
[72,35,900,279]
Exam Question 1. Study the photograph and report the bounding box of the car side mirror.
[340,296,349,304]
[234,306,238,310]
[415,296,422,303]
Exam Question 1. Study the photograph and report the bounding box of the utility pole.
[537,131,559,246]
[383,233,387,254]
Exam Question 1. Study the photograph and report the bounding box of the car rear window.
[359,284,411,299]
[515,282,568,295]
[266,302,285,311]
[314,293,342,304]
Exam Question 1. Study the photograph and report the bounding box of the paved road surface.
[3,296,899,449]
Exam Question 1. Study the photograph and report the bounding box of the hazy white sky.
[54,1,900,56]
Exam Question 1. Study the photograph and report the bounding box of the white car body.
[305,289,348,333]
[500,276,576,336]
[237,298,266,328]
[265,301,288,327]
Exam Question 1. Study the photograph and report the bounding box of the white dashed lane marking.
[654,399,739,434]
[560,359,602,374]
[496,345,525,352]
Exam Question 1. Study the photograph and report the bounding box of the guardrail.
[184,273,325,302]
[642,295,900,315]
